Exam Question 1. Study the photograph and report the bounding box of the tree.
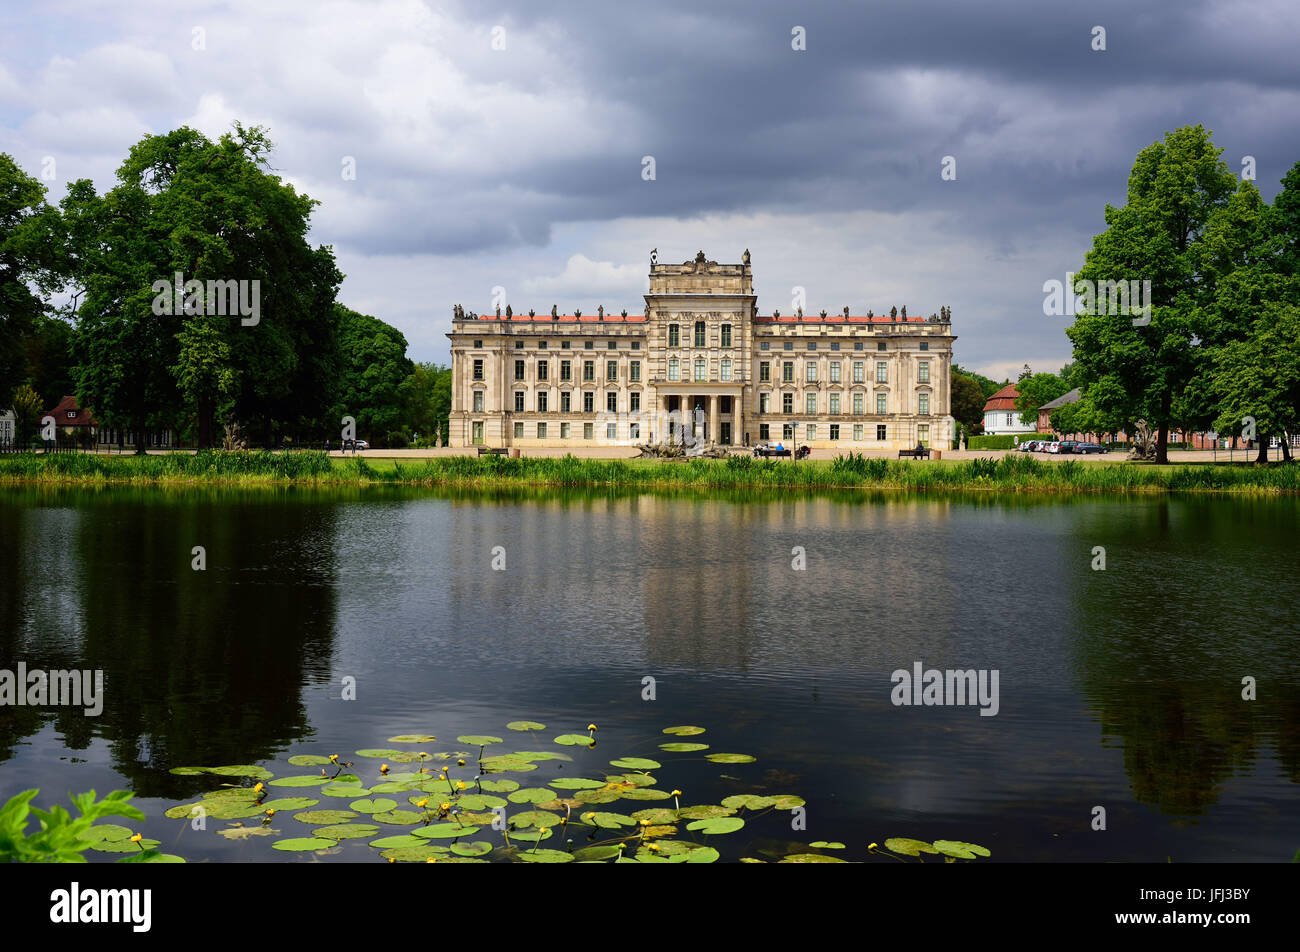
[332,305,414,443]
[9,383,43,443]
[952,364,1001,402]
[949,369,985,433]
[1014,372,1070,427]
[1209,303,1300,462]
[1066,125,1239,463]
[402,362,452,445]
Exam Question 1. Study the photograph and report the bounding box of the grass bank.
[1,449,1299,494]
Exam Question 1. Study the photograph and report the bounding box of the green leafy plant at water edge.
[0,789,183,863]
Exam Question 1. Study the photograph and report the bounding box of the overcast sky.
[3,0,1298,379]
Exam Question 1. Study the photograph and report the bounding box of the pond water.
[1,485,1297,862]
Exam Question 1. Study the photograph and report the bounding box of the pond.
[1,485,1297,862]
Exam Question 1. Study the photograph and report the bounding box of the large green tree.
[332,305,414,444]
[949,368,986,433]
[1014,371,1070,427]
[1066,125,1239,463]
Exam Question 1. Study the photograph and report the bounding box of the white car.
[1045,441,1062,454]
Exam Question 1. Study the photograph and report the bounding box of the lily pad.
[293,810,358,824]
[206,765,274,779]
[268,775,330,787]
[609,757,661,770]
[609,772,657,787]
[260,797,318,811]
[582,811,635,829]
[517,849,571,863]
[167,766,208,776]
[506,788,555,804]
[79,824,133,843]
[630,808,678,825]
[770,795,805,810]
[932,840,991,859]
[548,778,605,790]
[510,810,562,829]
[456,735,503,746]
[573,845,623,861]
[553,734,595,747]
[573,789,622,804]
[507,828,553,843]
[721,795,777,810]
[355,749,404,759]
[451,841,494,857]
[271,837,337,852]
[479,755,538,772]
[809,841,847,849]
[884,837,939,857]
[321,783,371,798]
[478,779,520,793]
[618,788,672,801]
[373,810,425,825]
[381,845,449,862]
[387,734,436,743]
[312,824,380,840]
[676,804,736,819]
[780,853,849,863]
[369,834,426,848]
[164,803,204,820]
[662,726,705,736]
[685,846,721,863]
[91,838,161,853]
[515,751,571,762]
[506,721,546,731]
[685,817,745,835]
[348,798,398,814]
[658,742,709,752]
[413,823,482,839]
[287,755,333,766]
[706,753,756,764]
[368,781,420,794]
[457,793,507,810]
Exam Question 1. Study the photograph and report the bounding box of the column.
[735,388,745,446]
[709,394,719,445]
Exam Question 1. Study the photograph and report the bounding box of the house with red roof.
[981,383,1037,436]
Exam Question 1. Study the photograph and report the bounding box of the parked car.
[1044,441,1062,454]
[1057,441,1080,454]
[1017,440,1037,452]
[1073,442,1108,454]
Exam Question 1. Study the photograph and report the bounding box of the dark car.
[1073,442,1108,454]
[1056,441,1080,454]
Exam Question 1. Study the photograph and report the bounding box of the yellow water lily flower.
[456,780,467,790]
[670,789,682,797]
[426,857,437,863]
[440,802,451,811]
[416,798,429,808]
[587,724,597,732]
[265,809,276,817]
[130,833,143,843]
[380,764,389,775]
[457,759,466,767]
[647,843,661,852]
[329,754,339,763]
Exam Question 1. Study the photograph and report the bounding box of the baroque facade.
[448,251,956,450]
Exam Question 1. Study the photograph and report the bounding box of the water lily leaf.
[553,734,595,747]
[573,845,623,861]
[384,751,428,764]
[506,721,546,731]
[630,808,678,825]
[164,803,204,820]
[658,742,709,752]
[515,751,571,762]
[202,788,258,800]
[643,825,678,837]
[369,834,426,848]
[618,788,672,801]
[321,783,371,798]
[387,734,436,743]
[79,824,133,843]
[932,840,991,859]
[381,845,450,862]
[676,804,736,819]
[740,857,766,863]
[609,757,661,770]
[198,801,266,820]
[268,775,330,787]
[479,755,538,772]
[511,810,562,829]
[217,824,278,840]
[355,749,404,759]
[313,824,380,840]
[581,812,634,829]
[573,789,622,804]
[349,798,398,814]
[770,795,805,810]
[662,726,705,736]
[457,794,507,810]
[781,853,849,863]
[451,841,493,857]
[809,841,847,849]
[608,772,657,787]
[478,779,520,793]
[438,856,489,863]
[271,837,337,851]
[685,817,745,835]
[517,849,571,863]
[207,765,274,779]
[506,788,555,804]
[721,795,777,810]
[413,823,482,839]
[548,778,605,790]
[507,828,553,843]
[456,735,503,746]
[287,755,333,766]
[167,767,207,776]
[260,798,318,811]
[706,753,756,764]
[685,846,720,863]
[92,838,161,853]
[884,838,939,856]
[369,781,421,794]
[635,850,687,863]
[373,810,425,825]
[459,811,499,826]
[293,810,358,824]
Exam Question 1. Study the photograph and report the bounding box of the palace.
[447,250,956,450]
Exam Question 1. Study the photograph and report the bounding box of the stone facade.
[447,251,956,450]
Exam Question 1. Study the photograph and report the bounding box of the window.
[583,392,594,413]
[631,341,640,350]
[877,424,887,440]
[561,392,571,412]
[830,424,840,440]
[782,423,794,440]
[669,324,680,346]
[473,391,484,412]
[514,391,525,412]
[537,422,547,439]
[806,362,817,382]
[854,424,863,440]
[760,341,770,351]
[830,361,841,383]
[721,396,731,413]
[782,362,794,382]
[853,393,864,415]
[630,422,640,440]
[920,341,929,351]
[515,360,525,380]
[562,340,571,349]
[584,423,593,439]
[877,341,887,351]
[783,342,793,351]
[1006,413,1013,427]
[584,341,594,350]
[760,361,771,382]
[515,340,524,349]
[473,340,483,348]
[514,422,524,438]
[918,360,930,383]
[805,424,815,440]
[919,393,930,415]
[608,340,617,350]
[694,321,705,346]
[854,342,864,351]
[876,361,888,383]
[537,392,548,412]
[668,358,680,381]
[918,424,929,449]
[853,361,864,383]
[829,393,840,414]
[583,360,594,381]
[607,422,617,440]
[807,341,817,350]
[561,422,571,438]
[876,393,887,414]
[782,393,793,413]
[472,421,484,444]
[760,392,770,413]
[538,361,548,380]
[538,341,547,349]
[831,342,840,351]
[560,360,572,380]
[759,423,770,440]
[607,392,618,412]
[720,358,732,381]
[630,361,641,382]
[630,392,640,412]
[607,360,617,380]
[473,359,484,381]
[806,393,817,414]
[694,357,706,381]
[721,324,732,347]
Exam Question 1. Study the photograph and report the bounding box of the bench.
[753,447,792,458]
[898,447,931,459]
[476,446,509,456]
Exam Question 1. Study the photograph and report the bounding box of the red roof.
[470,313,647,323]
[754,314,930,324]
[47,395,96,427]
[982,384,1019,412]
